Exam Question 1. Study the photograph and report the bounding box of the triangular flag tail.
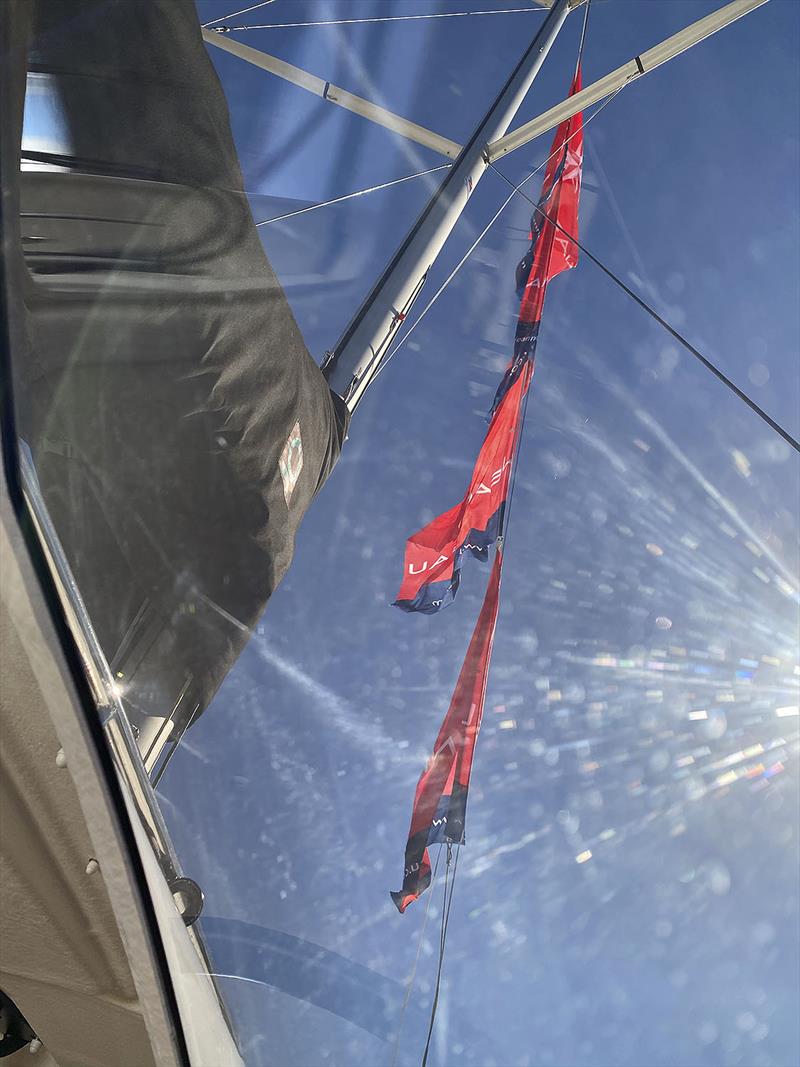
[391,551,503,912]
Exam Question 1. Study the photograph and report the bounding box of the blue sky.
[156,2,800,1064]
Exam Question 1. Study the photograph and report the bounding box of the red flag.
[494,67,585,414]
[518,68,583,329]
[391,69,584,912]
[396,70,583,613]
[391,551,503,912]
[394,364,530,614]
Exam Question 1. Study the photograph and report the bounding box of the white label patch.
[279,421,303,505]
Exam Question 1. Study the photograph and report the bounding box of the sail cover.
[395,70,583,614]
[6,0,349,735]
[391,551,502,913]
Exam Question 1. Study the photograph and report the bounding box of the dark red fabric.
[518,69,584,330]
[392,71,586,910]
[394,368,529,610]
[395,70,584,614]
[392,551,503,912]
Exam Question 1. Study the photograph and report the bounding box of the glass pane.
[4,1,798,1065]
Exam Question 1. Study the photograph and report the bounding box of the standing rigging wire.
[488,162,800,455]
[202,0,278,29]
[421,844,460,1067]
[211,8,547,33]
[390,846,444,1067]
[408,15,592,1063]
[575,0,591,68]
[255,164,451,227]
[368,84,625,389]
[365,103,798,456]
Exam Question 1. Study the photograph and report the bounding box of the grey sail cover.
[9,0,349,733]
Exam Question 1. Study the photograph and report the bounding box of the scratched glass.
[8,2,799,1065]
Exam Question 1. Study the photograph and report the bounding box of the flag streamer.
[393,365,530,614]
[393,70,584,618]
[391,552,503,913]
[391,68,585,913]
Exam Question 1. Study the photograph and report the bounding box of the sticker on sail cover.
[279,421,303,505]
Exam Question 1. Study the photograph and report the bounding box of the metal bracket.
[202,29,461,159]
[486,0,770,163]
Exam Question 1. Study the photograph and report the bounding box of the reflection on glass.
[4,1,798,1065]
[15,0,348,783]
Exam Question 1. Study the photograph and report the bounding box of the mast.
[322,0,577,410]
[486,0,770,163]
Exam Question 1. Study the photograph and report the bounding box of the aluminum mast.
[322,0,578,410]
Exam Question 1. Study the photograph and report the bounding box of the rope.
[488,163,800,454]
[213,8,545,33]
[364,96,798,454]
[370,86,624,386]
[390,847,443,1067]
[255,165,450,228]
[202,0,277,29]
[421,844,460,1067]
[576,0,591,76]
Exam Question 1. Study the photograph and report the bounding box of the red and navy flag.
[490,68,584,419]
[391,69,585,913]
[391,551,503,913]
[395,72,583,614]
[394,364,530,613]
